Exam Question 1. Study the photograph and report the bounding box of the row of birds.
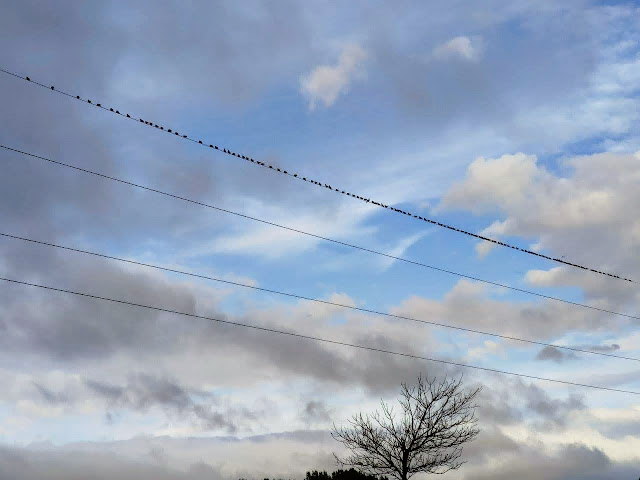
[20,74,626,282]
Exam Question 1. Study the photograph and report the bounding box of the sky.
[0,1,639,479]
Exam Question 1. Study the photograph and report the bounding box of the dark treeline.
[251,468,388,480]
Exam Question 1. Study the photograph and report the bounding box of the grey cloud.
[579,343,620,353]
[474,377,586,430]
[85,375,194,411]
[460,426,520,463]
[0,444,226,480]
[25,372,260,434]
[84,374,243,433]
[590,417,640,440]
[0,433,334,480]
[0,238,451,397]
[0,254,209,362]
[0,1,312,106]
[476,386,522,426]
[535,345,577,363]
[32,382,71,405]
[522,384,585,428]
[536,344,620,363]
[300,400,332,426]
[463,442,639,480]
[1,431,639,480]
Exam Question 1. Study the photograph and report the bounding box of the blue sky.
[1,1,640,479]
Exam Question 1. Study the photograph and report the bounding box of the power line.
[2,144,638,325]
[1,275,638,395]
[3,231,638,363]
[0,66,634,285]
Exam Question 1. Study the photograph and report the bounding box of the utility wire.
[3,231,639,363]
[2,144,638,325]
[0,67,634,284]
[1,276,638,395]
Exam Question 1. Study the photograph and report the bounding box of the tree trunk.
[401,451,408,480]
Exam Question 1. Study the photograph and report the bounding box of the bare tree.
[332,374,480,480]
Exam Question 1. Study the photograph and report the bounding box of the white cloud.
[300,44,367,110]
[441,151,640,314]
[433,36,484,61]
[442,153,540,214]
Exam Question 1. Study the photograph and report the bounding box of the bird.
[25,76,30,81]
[50,86,54,90]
